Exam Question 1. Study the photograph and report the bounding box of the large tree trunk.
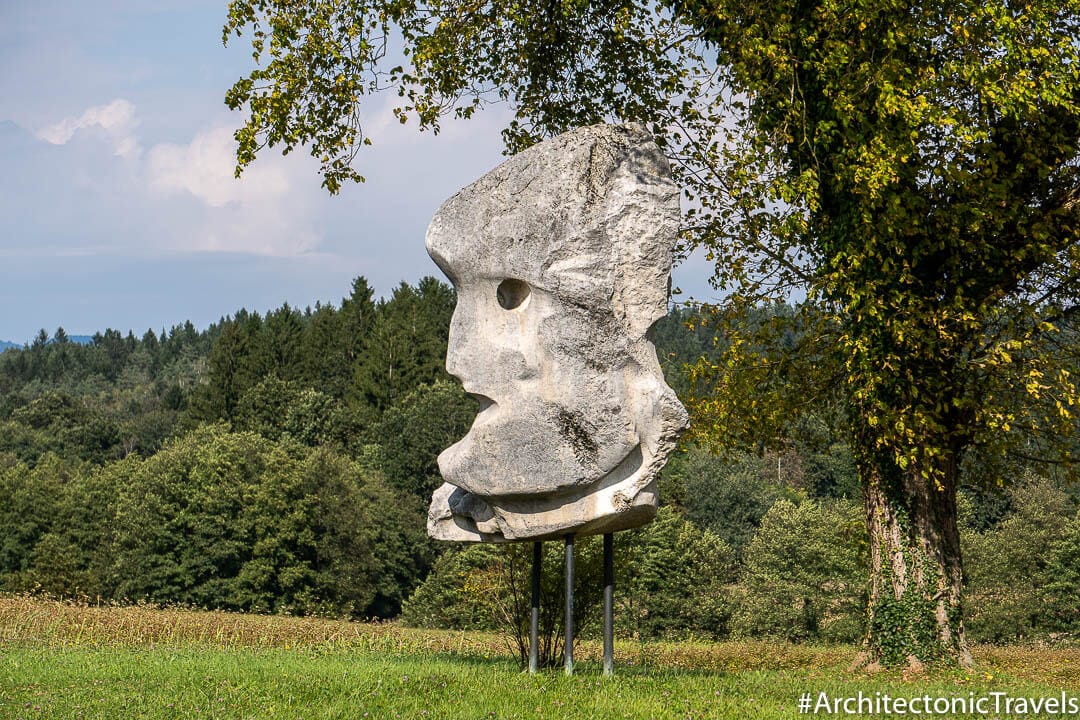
[858,447,974,670]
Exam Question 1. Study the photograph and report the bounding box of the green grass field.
[2,596,1078,719]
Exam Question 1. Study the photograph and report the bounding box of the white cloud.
[146,126,289,208]
[144,125,318,256]
[31,99,321,258]
[36,98,139,157]
[177,201,322,257]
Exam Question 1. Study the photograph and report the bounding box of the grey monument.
[425,123,688,544]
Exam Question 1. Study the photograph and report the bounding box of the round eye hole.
[496,278,531,310]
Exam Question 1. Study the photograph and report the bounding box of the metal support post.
[529,541,541,674]
[603,532,614,676]
[564,534,574,676]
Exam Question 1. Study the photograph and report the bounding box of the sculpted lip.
[467,393,497,425]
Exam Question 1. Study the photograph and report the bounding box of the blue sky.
[0,0,716,344]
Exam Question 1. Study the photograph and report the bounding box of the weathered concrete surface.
[426,123,688,542]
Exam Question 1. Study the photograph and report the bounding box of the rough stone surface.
[426,123,688,542]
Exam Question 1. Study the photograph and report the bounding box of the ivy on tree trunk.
[858,438,973,668]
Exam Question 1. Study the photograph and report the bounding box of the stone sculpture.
[426,123,688,542]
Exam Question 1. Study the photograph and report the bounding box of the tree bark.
[858,446,974,669]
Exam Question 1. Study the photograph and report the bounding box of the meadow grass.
[2,595,1079,719]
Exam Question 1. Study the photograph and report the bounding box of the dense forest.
[1,277,1078,644]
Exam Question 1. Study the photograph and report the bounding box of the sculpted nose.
[444,303,474,383]
[445,283,532,388]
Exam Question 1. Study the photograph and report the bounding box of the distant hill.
[0,340,19,352]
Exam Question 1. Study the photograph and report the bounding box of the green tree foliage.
[0,323,210,459]
[1042,518,1080,634]
[665,429,858,554]
[221,0,687,191]
[650,306,717,400]
[680,0,1080,666]
[8,263,1080,651]
[4,393,119,465]
[0,455,77,592]
[222,0,1080,667]
[263,304,306,381]
[106,425,426,617]
[23,532,86,597]
[963,476,1079,641]
[233,375,349,448]
[784,413,861,501]
[622,507,737,640]
[0,420,59,467]
[105,427,274,608]
[407,511,738,653]
[369,380,477,500]
[232,375,302,441]
[0,274,457,618]
[402,538,609,669]
[957,481,1013,533]
[0,454,108,597]
[184,276,453,428]
[400,544,504,631]
[331,277,378,397]
[666,448,781,555]
[348,279,455,412]
[732,498,867,644]
[188,311,269,422]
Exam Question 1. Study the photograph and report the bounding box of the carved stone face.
[437,270,641,498]
[425,124,687,542]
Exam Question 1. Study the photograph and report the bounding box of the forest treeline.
[1,277,1078,643]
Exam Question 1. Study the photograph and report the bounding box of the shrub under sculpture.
[426,123,688,542]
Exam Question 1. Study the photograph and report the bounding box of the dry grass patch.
[0,594,504,656]
[971,644,1080,685]
[5,594,1079,684]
